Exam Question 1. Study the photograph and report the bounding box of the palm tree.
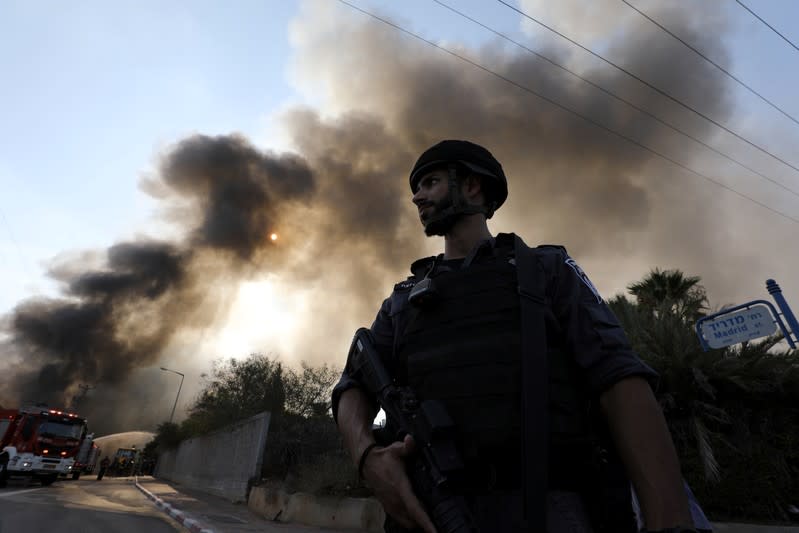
[627,268,708,323]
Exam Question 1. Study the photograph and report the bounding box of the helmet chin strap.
[422,164,493,236]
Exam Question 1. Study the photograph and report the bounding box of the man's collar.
[410,255,439,278]
[408,233,515,277]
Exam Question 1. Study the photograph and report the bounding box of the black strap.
[514,234,549,530]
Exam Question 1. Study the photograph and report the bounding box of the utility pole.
[69,384,95,410]
[160,367,185,424]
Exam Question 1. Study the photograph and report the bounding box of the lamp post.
[160,367,185,424]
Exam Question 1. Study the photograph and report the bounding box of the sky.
[1,0,799,433]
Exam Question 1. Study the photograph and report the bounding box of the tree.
[283,362,340,418]
[183,354,288,434]
[144,421,182,457]
[627,268,708,323]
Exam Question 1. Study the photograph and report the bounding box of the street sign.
[699,304,777,349]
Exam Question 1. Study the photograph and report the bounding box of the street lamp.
[160,367,185,424]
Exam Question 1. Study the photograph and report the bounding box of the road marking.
[0,488,44,498]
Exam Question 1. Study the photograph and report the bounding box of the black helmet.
[409,140,508,212]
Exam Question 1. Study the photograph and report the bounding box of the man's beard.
[421,196,461,236]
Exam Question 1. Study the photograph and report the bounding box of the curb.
[134,476,217,533]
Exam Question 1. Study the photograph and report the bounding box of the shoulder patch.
[394,279,418,291]
[565,257,603,303]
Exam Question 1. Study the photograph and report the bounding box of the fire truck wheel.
[40,474,58,486]
[71,471,81,480]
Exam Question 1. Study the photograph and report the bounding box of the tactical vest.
[391,243,594,491]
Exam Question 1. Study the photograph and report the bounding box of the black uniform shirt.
[332,233,657,422]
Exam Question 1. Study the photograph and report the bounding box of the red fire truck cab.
[0,406,88,486]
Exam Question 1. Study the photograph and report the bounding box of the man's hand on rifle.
[361,434,438,533]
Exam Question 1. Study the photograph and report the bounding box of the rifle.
[348,327,480,533]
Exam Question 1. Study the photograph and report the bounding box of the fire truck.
[0,405,88,486]
[71,433,100,479]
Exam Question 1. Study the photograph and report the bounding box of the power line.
[432,0,799,198]
[735,0,799,53]
[621,0,799,127]
[496,0,799,177]
[334,0,799,225]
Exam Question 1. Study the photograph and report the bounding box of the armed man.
[333,140,703,532]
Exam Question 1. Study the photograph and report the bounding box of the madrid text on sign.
[699,305,777,349]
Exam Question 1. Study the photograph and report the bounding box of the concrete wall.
[155,411,270,502]
[248,484,385,533]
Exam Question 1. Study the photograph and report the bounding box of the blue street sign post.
[695,279,798,351]
[766,279,799,347]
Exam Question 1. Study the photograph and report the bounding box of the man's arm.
[546,248,694,530]
[600,376,693,530]
[333,294,437,533]
[337,387,437,533]
[337,387,378,467]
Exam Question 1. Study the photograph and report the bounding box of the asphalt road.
[0,476,182,533]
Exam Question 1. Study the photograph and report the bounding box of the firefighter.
[96,456,110,481]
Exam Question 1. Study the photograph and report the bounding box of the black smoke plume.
[1,136,315,431]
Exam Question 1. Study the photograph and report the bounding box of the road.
[0,476,363,533]
[0,476,181,533]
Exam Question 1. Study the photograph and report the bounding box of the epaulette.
[393,278,417,291]
[533,244,568,256]
[496,234,565,257]
[392,255,436,292]
[494,232,515,249]
[530,244,569,276]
